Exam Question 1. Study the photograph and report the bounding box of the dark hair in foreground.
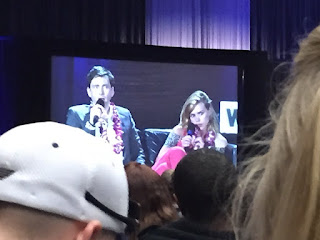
[125,162,178,231]
[161,169,175,196]
[173,148,237,223]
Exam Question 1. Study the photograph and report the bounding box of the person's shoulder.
[115,105,130,114]
[68,104,90,113]
[215,133,228,148]
[172,125,185,136]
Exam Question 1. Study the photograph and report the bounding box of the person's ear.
[87,87,92,99]
[75,220,102,240]
[110,86,115,98]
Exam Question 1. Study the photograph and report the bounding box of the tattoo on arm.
[163,132,180,147]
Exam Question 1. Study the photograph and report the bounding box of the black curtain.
[0,38,52,134]
[0,0,145,134]
[251,0,320,61]
[0,38,17,134]
[1,0,145,44]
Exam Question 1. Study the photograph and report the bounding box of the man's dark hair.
[87,66,115,87]
[173,148,237,224]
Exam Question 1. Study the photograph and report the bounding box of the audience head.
[161,169,175,196]
[179,90,219,132]
[232,25,320,240]
[125,162,178,232]
[173,148,237,226]
[0,122,130,240]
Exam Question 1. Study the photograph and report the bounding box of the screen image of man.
[66,65,145,165]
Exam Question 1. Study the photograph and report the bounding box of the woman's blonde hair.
[232,25,320,240]
[179,90,219,133]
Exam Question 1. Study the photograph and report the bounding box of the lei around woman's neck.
[193,126,216,147]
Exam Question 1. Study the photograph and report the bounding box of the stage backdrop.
[145,0,250,50]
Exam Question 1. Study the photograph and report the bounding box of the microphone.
[187,122,195,136]
[96,98,105,107]
[185,122,195,153]
[93,115,99,126]
[93,98,105,137]
[94,116,101,137]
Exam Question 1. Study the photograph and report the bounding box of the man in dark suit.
[66,66,145,165]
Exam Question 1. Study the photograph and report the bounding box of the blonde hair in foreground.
[232,25,320,240]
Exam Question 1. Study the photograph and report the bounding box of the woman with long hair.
[232,25,320,240]
[152,90,227,175]
[125,162,179,239]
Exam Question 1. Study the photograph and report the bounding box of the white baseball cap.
[0,122,130,233]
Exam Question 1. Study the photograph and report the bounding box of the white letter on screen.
[219,101,238,134]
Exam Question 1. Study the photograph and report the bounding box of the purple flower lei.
[110,102,124,154]
[193,127,216,148]
[204,130,216,147]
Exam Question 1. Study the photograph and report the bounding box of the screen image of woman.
[152,90,228,175]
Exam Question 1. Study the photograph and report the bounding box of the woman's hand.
[193,137,205,150]
[181,135,193,148]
